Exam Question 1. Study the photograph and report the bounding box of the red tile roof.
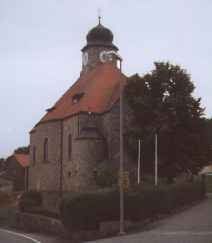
[37,63,126,125]
[14,153,29,168]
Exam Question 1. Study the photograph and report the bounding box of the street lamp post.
[138,139,141,184]
[154,132,158,186]
[103,51,124,235]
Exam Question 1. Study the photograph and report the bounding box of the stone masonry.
[29,20,135,193]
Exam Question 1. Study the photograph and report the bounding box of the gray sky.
[1,0,212,158]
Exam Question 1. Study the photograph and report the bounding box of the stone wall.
[62,113,106,192]
[102,100,134,167]
[61,115,78,191]
[29,121,61,191]
[73,137,106,191]
[30,113,107,192]
[102,102,120,166]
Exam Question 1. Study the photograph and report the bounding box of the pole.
[138,139,141,184]
[24,168,27,192]
[119,59,125,235]
[154,133,158,186]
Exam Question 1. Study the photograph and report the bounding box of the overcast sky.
[0,0,212,158]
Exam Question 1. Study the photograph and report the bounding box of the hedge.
[60,178,205,230]
[18,191,42,212]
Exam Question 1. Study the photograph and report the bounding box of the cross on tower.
[98,8,102,24]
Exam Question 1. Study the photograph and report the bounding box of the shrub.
[60,178,205,231]
[24,208,59,219]
[95,161,117,188]
[18,191,42,212]
[60,191,120,230]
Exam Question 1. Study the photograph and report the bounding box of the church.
[29,19,133,192]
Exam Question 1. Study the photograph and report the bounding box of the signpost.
[119,171,130,192]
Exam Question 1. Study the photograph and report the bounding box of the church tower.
[81,18,119,73]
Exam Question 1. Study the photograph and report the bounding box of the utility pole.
[138,139,141,184]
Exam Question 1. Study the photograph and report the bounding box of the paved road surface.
[0,229,41,243]
[0,228,69,243]
[87,194,212,243]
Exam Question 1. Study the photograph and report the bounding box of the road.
[0,228,69,243]
[0,229,42,243]
[87,194,212,243]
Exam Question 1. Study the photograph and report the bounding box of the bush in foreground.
[60,178,205,231]
[18,190,42,212]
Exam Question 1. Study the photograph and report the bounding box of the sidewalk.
[86,194,212,243]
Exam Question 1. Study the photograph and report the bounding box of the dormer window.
[72,92,84,104]
[43,138,48,162]
[46,106,56,112]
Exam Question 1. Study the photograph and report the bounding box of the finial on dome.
[98,15,101,25]
[98,8,102,25]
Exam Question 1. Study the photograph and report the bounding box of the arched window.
[43,138,48,162]
[68,134,72,160]
[32,146,36,165]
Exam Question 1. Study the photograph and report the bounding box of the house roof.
[37,63,126,126]
[14,153,29,168]
[200,165,212,174]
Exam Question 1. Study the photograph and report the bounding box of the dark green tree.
[205,118,212,148]
[125,62,212,181]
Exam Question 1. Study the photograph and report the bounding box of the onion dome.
[82,20,118,51]
[87,23,114,44]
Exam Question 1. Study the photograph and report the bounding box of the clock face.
[82,52,88,66]
[99,51,108,63]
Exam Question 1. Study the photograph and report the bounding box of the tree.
[205,118,212,148]
[125,62,212,181]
